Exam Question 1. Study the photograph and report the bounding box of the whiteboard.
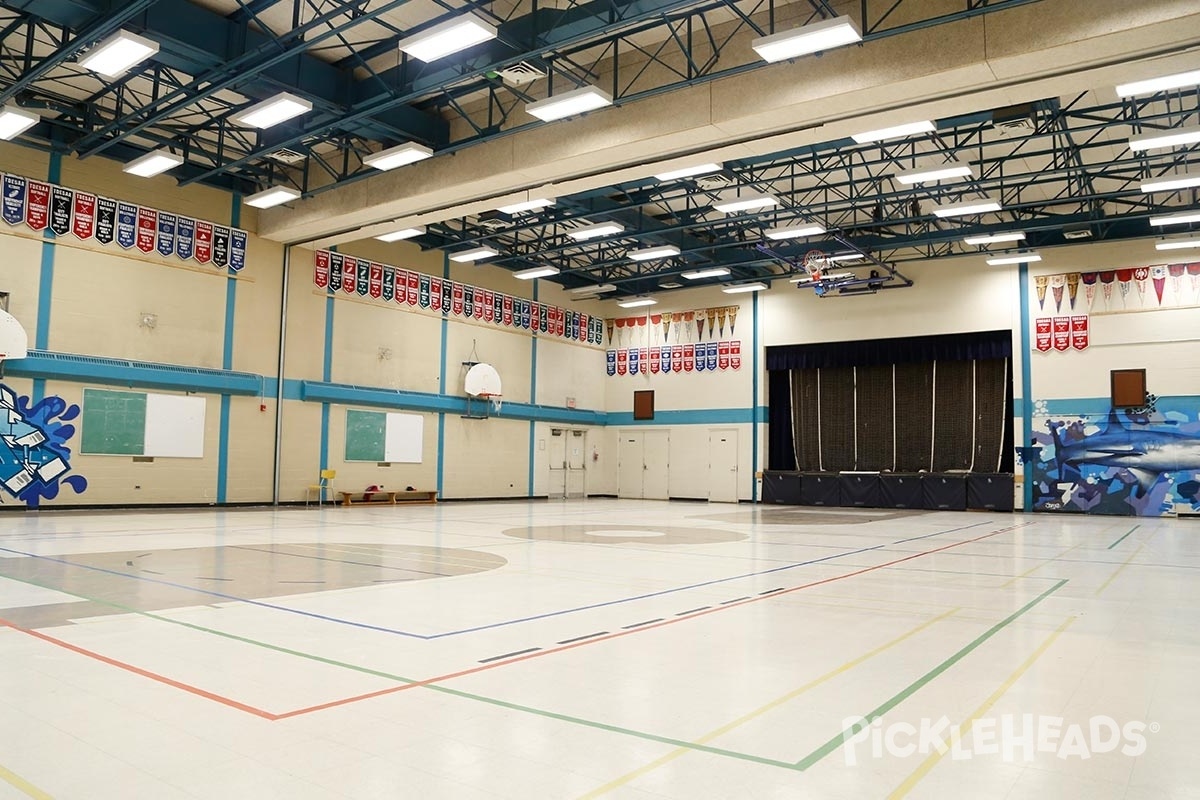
[383,412,423,463]
[143,393,206,458]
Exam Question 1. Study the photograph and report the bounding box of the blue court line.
[0,521,996,641]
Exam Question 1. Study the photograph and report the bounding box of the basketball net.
[803,250,828,281]
[481,393,502,414]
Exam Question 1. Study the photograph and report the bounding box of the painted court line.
[479,647,541,664]
[999,542,1083,588]
[887,615,1076,799]
[1107,524,1140,550]
[0,761,54,800]
[1094,544,1144,596]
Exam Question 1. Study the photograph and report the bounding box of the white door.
[618,433,644,499]
[548,429,567,499]
[708,428,740,503]
[642,430,670,500]
[566,430,587,498]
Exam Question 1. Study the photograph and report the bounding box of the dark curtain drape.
[766,329,1012,370]
[767,370,796,471]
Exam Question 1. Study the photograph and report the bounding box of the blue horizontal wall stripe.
[606,407,766,426]
[7,350,262,395]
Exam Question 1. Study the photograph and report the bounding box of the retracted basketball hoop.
[464,362,503,417]
[0,307,29,378]
[803,250,828,281]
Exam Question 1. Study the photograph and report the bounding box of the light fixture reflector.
[751,15,862,63]
[986,252,1042,265]
[851,120,935,144]
[932,198,1002,218]
[963,231,1026,245]
[398,14,497,62]
[895,164,973,184]
[617,297,658,308]
[375,226,425,242]
[722,282,769,293]
[567,222,624,240]
[653,163,723,181]
[713,192,778,213]
[496,198,555,214]
[1155,237,1200,251]
[1128,125,1200,152]
[765,223,826,240]
[78,30,159,77]
[681,267,731,280]
[526,86,612,122]
[449,246,499,262]
[514,266,560,280]
[233,92,313,129]
[122,149,184,178]
[1116,69,1200,98]
[629,245,680,261]
[569,283,616,294]
[364,142,433,170]
[244,186,301,209]
[0,105,40,140]
[1140,174,1200,193]
[1150,211,1200,226]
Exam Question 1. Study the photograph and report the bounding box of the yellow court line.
[1094,544,1144,597]
[999,542,1084,589]
[0,763,54,800]
[887,615,1076,799]
[577,607,960,799]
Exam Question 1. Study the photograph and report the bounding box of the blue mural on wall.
[1030,399,1200,516]
[0,383,88,507]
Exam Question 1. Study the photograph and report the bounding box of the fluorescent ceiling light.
[567,221,624,240]
[449,246,498,262]
[244,186,301,209]
[1155,237,1200,251]
[0,105,40,140]
[852,120,935,144]
[122,149,184,178]
[722,282,769,293]
[78,30,158,77]
[895,164,973,184]
[751,15,862,63]
[653,163,723,181]
[570,283,616,294]
[963,231,1026,245]
[497,197,555,214]
[398,14,497,62]
[617,297,658,308]
[363,142,433,170]
[1140,174,1200,193]
[765,223,826,240]
[713,192,778,213]
[986,252,1042,265]
[1116,69,1200,98]
[629,245,680,261]
[233,92,312,129]
[681,267,731,280]
[526,86,612,122]
[375,226,425,242]
[1150,211,1200,226]
[827,254,865,262]
[1128,125,1200,152]
[932,198,1002,218]
[514,266,560,280]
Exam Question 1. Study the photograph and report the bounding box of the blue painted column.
[750,292,760,503]
[215,194,240,503]
[31,151,62,402]
[319,247,336,482]
[436,252,449,499]
[527,282,539,497]
[1019,263,1034,512]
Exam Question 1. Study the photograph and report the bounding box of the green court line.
[794,578,1068,770]
[1107,525,1140,550]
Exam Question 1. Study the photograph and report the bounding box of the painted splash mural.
[0,383,87,507]
[1030,398,1200,516]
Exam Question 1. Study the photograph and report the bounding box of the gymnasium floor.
[0,500,1195,799]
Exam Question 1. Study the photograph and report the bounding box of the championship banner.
[705,309,717,340]
[328,253,343,292]
[155,211,175,256]
[555,307,565,337]
[405,270,418,306]
[718,340,731,370]
[731,340,742,370]
[1035,318,1052,352]
[1034,275,1049,309]
[418,274,431,308]
[683,344,694,372]
[95,196,116,245]
[441,282,452,314]
[430,277,442,310]
[1115,268,1133,304]
[1080,272,1098,310]
[576,312,586,342]
[369,262,383,299]
[617,349,628,376]
[1071,315,1089,351]
[649,346,661,373]
[671,344,683,373]
[229,229,247,272]
[492,291,502,325]
[174,216,194,260]
[1133,267,1150,302]
[341,256,358,295]
[728,306,738,335]
[695,343,707,372]
[1050,274,1065,313]
[605,319,614,345]
[314,250,330,289]
[520,298,532,329]
[538,302,549,333]
[1152,265,1167,305]
[628,347,640,374]
[2,174,26,225]
[1052,316,1071,352]
[50,185,72,236]
[638,347,648,374]
[212,225,230,269]
[463,285,475,318]
[1099,270,1115,305]
[502,294,513,326]
[452,281,464,315]
[716,307,728,338]
[72,192,96,240]
[135,207,157,254]
[194,220,213,263]
[1066,273,1080,309]
[473,288,484,320]
[606,350,617,376]
[25,180,49,231]
[705,341,717,371]
[356,258,371,297]
[482,289,494,323]
[393,269,408,304]
[661,345,672,372]
[1168,264,1186,300]
[381,266,395,301]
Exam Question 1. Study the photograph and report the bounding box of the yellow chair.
[306,469,336,506]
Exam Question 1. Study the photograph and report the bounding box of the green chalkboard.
[81,389,147,455]
[345,409,386,462]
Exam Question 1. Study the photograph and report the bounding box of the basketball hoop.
[803,250,828,281]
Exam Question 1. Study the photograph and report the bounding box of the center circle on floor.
[501,525,746,545]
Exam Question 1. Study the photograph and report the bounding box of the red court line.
[276,521,1031,718]
[0,618,279,720]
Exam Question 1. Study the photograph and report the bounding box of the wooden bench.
[337,489,437,507]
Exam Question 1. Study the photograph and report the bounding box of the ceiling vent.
[266,147,307,165]
[1062,225,1093,240]
[496,61,545,87]
[696,174,733,191]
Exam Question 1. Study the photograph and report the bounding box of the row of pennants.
[1035,265,1200,312]
[314,250,605,345]
[606,341,742,375]
[608,306,739,346]
[2,173,248,271]
[1034,315,1089,352]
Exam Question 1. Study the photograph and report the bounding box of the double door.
[618,430,670,499]
[548,428,587,498]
